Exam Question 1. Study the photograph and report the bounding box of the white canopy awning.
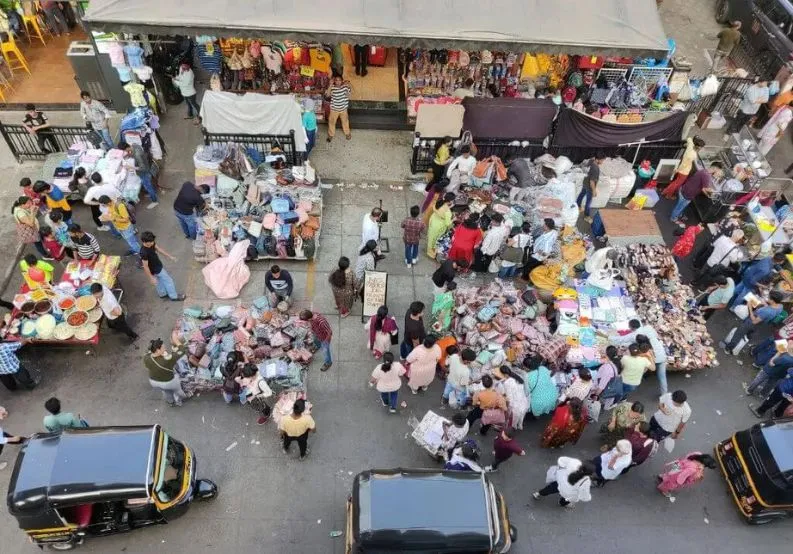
[84,0,670,57]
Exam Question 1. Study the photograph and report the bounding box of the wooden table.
[591,209,664,246]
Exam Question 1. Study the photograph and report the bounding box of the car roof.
[354,469,492,550]
[7,426,159,514]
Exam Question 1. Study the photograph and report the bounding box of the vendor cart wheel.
[715,0,729,23]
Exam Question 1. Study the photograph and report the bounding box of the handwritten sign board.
[362,271,388,319]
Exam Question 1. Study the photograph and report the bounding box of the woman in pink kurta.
[656,451,717,497]
[406,335,442,393]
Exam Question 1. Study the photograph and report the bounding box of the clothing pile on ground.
[191,143,322,262]
[615,244,717,370]
[171,300,315,396]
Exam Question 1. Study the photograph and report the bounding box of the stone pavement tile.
[321,184,345,206]
[337,182,407,208]
[307,129,414,182]
[338,319,376,362]
[239,463,337,518]
[237,517,342,553]
[319,203,343,235]
[334,359,378,392]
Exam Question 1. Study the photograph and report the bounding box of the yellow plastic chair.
[1,34,31,75]
[22,14,47,46]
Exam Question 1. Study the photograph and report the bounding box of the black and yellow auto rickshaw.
[716,418,793,524]
[6,425,217,550]
[346,469,516,553]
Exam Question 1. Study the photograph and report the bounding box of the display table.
[6,257,120,347]
[591,209,664,246]
[748,203,789,245]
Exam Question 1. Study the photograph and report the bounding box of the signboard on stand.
[362,271,388,322]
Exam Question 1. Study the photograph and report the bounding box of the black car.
[715,418,793,524]
[346,469,515,553]
[716,0,793,76]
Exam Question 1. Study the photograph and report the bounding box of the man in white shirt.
[446,146,476,191]
[649,390,691,442]
[90,283,137,340]
[477,214,509,271]
[584,246,617,275]
[705,232,745,269]
[728,79,769,135]
[360,207,383,257]
[443,348,475,406]
[609,318,669,394]
[83,172,120,231]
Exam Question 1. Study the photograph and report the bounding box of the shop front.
[82,0,670,129]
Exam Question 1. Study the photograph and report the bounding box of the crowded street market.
[4,0,793,552]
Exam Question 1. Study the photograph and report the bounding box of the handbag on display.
[271,196,292,213]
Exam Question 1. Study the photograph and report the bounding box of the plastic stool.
[22,15,47,46]
[1,34,31,76]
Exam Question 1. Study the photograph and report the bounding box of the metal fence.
[201,128,301,166]
[410,133,685,174]
[729,35,785,81]
[681,76,754,119]
[0,122,93,163]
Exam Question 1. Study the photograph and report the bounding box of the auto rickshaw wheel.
[47,538,78,551]
[748,512,788,525]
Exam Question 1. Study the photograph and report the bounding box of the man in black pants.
[278,399,316,460]
[22,104,59,154]
[750,370,793,419]
[0,336,37,391]
[353,44,369,76]
[90,283,138,340]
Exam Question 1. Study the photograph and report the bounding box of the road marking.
[306,259,316,308]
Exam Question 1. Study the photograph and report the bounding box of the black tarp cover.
[553,108,688,147]
[461,97,558,140]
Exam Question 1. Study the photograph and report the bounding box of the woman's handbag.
[481,408,506,426]
[501,245,525,264]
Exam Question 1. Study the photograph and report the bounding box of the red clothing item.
[310,314,333,342]
[448,226,482,265]
[671,225,702,258]
[494,436,523,460]
[41,236,65,261]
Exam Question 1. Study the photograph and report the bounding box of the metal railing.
[410,133,685,173]
[0,121,93,163]
[729,35,785,81]
[201,128,301,166]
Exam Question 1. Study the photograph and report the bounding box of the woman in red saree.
[671,223,703,259]
[541,398,587,448]
[447,215,482,266]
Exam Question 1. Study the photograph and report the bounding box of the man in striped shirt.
[300,310,333,371]
[68,224,101,261]
[325,75,352,142]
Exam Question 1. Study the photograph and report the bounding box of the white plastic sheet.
[199,91,308,152]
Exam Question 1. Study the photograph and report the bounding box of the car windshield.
[154,433,186,503]
[761,422,793,473]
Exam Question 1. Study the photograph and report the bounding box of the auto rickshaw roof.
[7,426,159,515]
[353,469,492,551]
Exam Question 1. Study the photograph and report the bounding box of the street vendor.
[584,246,617,276]
[505,153,532,202]
[19,254,53,289]
[522,218,559,279]
[265,265,293,306]
[144,338,189,407]
[670,165,716,227]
